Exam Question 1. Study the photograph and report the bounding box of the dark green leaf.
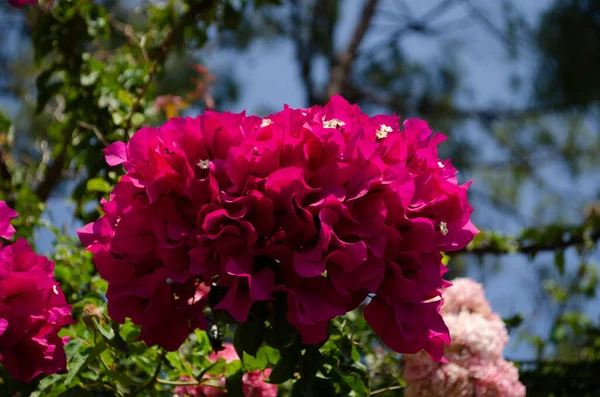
[268,357,295,384]
[65,340,107,385]
[225,371,245,397]
[234,316,265,358]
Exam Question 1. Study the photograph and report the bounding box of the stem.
[122,0,217,140]
[326,0,380,98]
[131,350,167,395]
[370,384,404,395]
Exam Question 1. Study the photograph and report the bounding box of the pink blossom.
[444,311,508,362]
[403,277,525,397]
[472,360,526,397]
[174,343,277,397]
[404,362,472,397]
[79,95,477,358]
[0,201,17,240]
[8,0,36,7]
[242,368,277,397]
[0,202,74,382]
[441,277,493,317]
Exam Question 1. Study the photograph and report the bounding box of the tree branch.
[456,217,600,256]
[123,0,218,139]
[34,132,70,202]
[353,87,567,121]
[326,0,380,98]
[0,151,11,183]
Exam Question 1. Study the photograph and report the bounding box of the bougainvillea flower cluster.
[8,0,37,7]
[174,343,277,397]
[0,201,74,382]
[403,278,526,396]
[78,95,477,359]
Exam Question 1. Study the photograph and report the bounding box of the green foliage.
[1,0,600,395]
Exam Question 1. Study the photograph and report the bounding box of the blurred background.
[1,0,600,394]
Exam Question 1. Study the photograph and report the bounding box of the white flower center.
[53,285,59,295]
[197,159,211,170]
[438,161,445,168]
[439,221,448,236]
[260,118,272,128]
[322,116,345,129]
[376,124,393,139]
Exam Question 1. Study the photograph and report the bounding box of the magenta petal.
[104,142,128,166]
[0,201,18,240]
[0,318,8,336]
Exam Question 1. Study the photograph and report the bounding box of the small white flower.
[439,221,448,236]
[197,159,211,170]
[376,124,393,139]
[53,285,59,295]
[322,116,345,129]
[438,161,445,168]
[260,118,272,128]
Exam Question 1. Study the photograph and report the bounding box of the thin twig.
[326,0,380,97]
[370,384,404,395]
[122,0,217,140]
[132,350,167,396]
[78,121,110,147]
[156,378,200,386]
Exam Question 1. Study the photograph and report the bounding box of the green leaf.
[65,340,107,385]
[30,374,65,397]
[555,249,566,275]
[234,316,265,358]
[242,344,280,371]
[503,313,525,330]
[225,371,244,397]
[292,378,335,397]
[131,112,145,126]
[268,357,295,384]
[335,363,369,397]
[86,178,112,193]
[0,111,10,133]
[300,347,322,384]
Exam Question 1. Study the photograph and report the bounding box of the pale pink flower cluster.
[404,278,526,397]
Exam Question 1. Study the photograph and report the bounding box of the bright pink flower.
[174,343,277,397]
[8,0,36,7]
[0,201,17,240]
[79,96,477,358]
[0,202,74,382]
[242,368,278,397]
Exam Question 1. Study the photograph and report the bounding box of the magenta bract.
[0,202,74,382]
[78,96,478,359]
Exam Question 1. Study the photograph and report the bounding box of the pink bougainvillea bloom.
[441,277,493,317]
[8,0,36,7]
[242,368,278,397]
[0,201,17,240]
[0,202,74,382]
[174,343,277,397]
[403,278,525,397]
[78,95,478,359]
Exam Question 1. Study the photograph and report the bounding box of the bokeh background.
[1,0,600,394]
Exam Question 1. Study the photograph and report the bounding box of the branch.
[370,385,404,395]
[326,0,380,97]
[354,88,567,121]
[34,132,70,202]
[0,151,11,183]
[132,350,167,395]
[456,217,600,256]
[122,0,218,139]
